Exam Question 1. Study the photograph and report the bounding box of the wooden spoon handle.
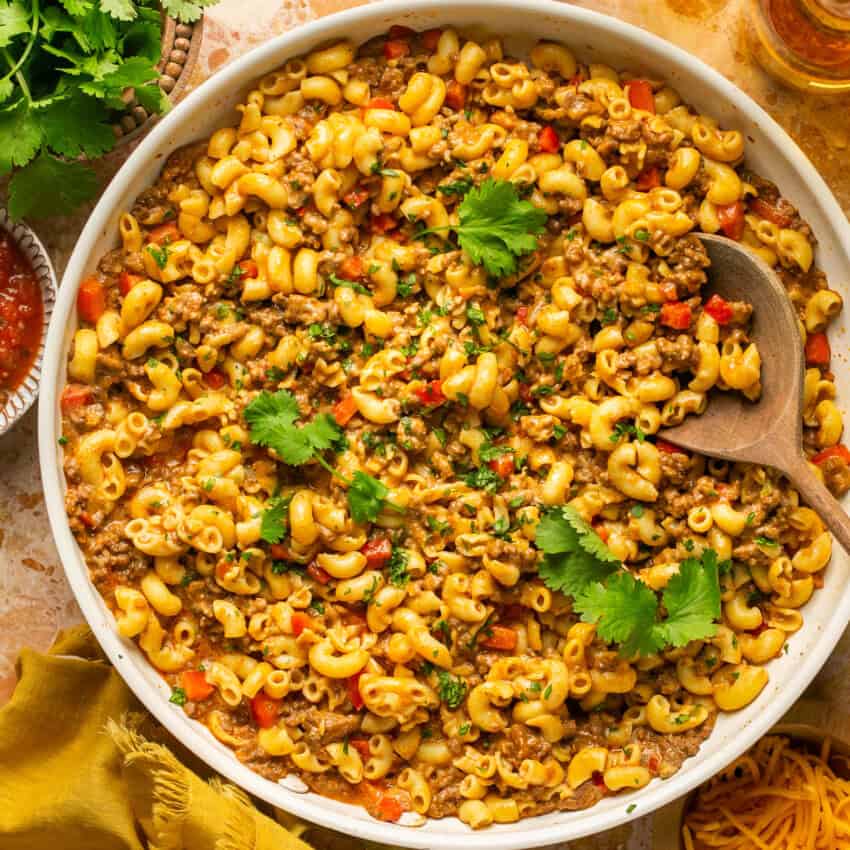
[784,456,850,555]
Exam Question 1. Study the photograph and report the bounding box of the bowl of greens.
[0,0,214,221]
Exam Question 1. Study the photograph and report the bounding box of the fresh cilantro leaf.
[437,177,474,197]
[329,273,370,296]
[0,0,29,47]
[436,670,467,709]
[8,152,98,220]
[169,686,187,706]
[656,550,721,647]
[388,546,410,587]
[575,571,664,657]
[59,0,94,17]
[147,243,169,269]
[80,56,159,107]
[99,0,136,20]
[478,441,512,463]
[0,100,42,176]
[421,179,547,277]
[244,390,343,466]
[348,471,390,524]
[535,507,622,598]
[462,465,503,493]
[160,0,220,22]
[466,303,486,326]
[36,91,115,159]
[133,81,170,115]
[260,495,292,544]
[122,18,163,63]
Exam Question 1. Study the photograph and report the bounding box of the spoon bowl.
[660,234,850,552]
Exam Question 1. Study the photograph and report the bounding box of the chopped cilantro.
[436,670,467,709]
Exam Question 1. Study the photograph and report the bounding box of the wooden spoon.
[659,233,850,553]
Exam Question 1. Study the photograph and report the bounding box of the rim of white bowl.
[38,2,850,848]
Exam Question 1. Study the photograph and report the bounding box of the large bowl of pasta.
[38,1,850,847]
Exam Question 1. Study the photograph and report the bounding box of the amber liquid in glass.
[748,0,850,92]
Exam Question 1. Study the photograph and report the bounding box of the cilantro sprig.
[535,507,722,655]
[244,390,403,525]
[0,0,220,220]
[418,179,547,277]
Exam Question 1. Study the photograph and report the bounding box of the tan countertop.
[1,1,849,847]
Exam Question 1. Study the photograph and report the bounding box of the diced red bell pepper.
[660,301,692,330]
[60,384,93,412]
[422,28,442,50]
[370,213,397,234]
[805,332,831,366]
[626,79,655,113]
[515,305,529,326]
[592,770,607,789]
[361,537,393,568]
[384,39,410,60]
[414,380,446,406]
[344,189,371,209]
[538,125,560,153]
[488,454,514,478]
[250,692,282,728]
[147,221,180,245]
[338,255,365,281]
[648,755,660,774]
[367,97,396,110]
[118,270,143,296]
[749,197,793,229]
[77,276,107,323]
[79,511,96,529]
[716,201,745,241]
[204,368,227,389]
[291,612,316,636]
[181,669,214,702]
[445,80,467,111]
[656,438,684,454]
[333,393,358,426]
[703,293,734,325]
[307,563,332,585]
[236,259,258,279]
[594,524,610,542]
[347,673,365,710]
[269,543,292,560]
[635,167,661,190]
[479,625,518,651]
[374,789,407,822]
[812,444,850,465]
[350,738,371,757]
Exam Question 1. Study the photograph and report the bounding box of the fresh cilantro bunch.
[419,179,547,277]
[0,0,219,220]
[535,507,722,656]
[244,390,404,528]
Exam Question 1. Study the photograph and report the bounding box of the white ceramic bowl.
[38,2,850,847]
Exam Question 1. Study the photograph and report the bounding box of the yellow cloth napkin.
[0,625,315,850]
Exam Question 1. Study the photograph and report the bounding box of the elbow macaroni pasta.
[59,26,841,830]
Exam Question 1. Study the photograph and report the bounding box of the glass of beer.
[747,0,850,93]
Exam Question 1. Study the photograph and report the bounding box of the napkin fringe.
[210,778,258,850]
[108,719,190,850]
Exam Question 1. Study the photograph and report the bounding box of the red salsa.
[0,231,42,394]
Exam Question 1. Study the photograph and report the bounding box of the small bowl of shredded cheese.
[655,724,850,850]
